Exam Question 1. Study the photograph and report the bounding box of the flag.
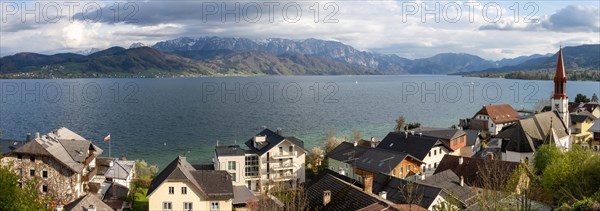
[104,134,111,142]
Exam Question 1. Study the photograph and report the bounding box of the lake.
[1,75,598,168]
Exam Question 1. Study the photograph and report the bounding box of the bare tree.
[395,115,406,132]
[324,129,342,153]
[399,180,424,211]
[474,161,532,210]
[261,182,308,211]
[307,147,324,170]
[352,129,362,143]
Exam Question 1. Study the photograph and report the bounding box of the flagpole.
[109,135,112,158]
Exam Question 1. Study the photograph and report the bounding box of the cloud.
[480,5,599,32]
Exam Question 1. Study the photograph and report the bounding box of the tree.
[394,115,406,132]
[399,180,424,210]
[575,94,591,103]
[407,122,421,130]
[533,144,563,174]
[324,129,342,153]
[307,147,324,170]
[135,160,159,178]
[592,93,598,103]
[0,159,47,210]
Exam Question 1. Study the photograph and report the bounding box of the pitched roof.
[421,169,477,206]
[589,118,600,133]
[0,139,24,155]
[376,132,450,160]
[63,194,113,211]
[498,111,570,152]
[372,173,444,209]
[12,128,102,173]
[147,156,233,200]
[306,169,389,211]
[412,127,466,140]
[433,155,521,190]
[354,148,420,175]
[244,129,305,156]
[104,160,135,180]
[571,112,596,124]
[102,183,129,210]
[95,157,113,175]
[473,104,520,123]
[464,130,480,146]
[326,142,370,163]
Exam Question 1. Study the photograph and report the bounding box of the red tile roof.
[474,104,520,124]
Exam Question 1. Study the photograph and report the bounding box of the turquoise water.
[1,75,598,168]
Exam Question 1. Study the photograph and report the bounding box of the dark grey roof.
[105,160,135,180]
[413,127,466,140]
[326,142,370,163]
[192,164,215,170]
[571,113,596,123]
[464,130,480,146]
[215,145,245,157]
[244,129,305,156]
[372,173,444,209]
[421,169,476,206]
[64,194,113,211]
[589,119,600,133]
[433,155,521,190]
[376,132,450,160]
[306,169,387,211]
[497,123,535,153]
[96,157,113,175]
[0,139,24,155]
[147,156,233,200]
[354,148,419,175]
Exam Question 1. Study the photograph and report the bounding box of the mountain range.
[0,36,598,78]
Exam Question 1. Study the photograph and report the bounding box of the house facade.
[412,127,468,155]
[0,128,102,204]
[470,104,520,135]
[147,156,234,211]
[570,112,596,145]
[376,132,452,175]
[213,129,306,193]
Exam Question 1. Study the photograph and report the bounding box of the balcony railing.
[82,167,97,182]
[272,151,297,159]
[271,174,295,182]
[272,163,296,171]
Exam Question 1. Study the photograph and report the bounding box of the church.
[496,47,572,162]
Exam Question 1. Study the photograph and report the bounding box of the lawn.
[131,188,148,211]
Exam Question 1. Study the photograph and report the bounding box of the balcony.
[272,163,296,171]
[272,151,297,159]
[82,167,97,182]
[271,174,295,182]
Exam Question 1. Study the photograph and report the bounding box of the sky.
[0,0,599,60]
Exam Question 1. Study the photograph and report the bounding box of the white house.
[470,104,520,135]
[376,132,452,175]
[214,129,306,193]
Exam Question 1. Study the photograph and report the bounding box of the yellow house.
[147,156,233,211]
[570,112,597,144]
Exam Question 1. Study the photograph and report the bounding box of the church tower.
[551,47,569,125]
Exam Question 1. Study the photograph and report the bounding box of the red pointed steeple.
[553,47,567,99]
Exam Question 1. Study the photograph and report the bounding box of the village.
[1,48,600,210]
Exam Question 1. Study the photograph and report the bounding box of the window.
[428,152,431,157]
[400,167,403,174]
[184,202,193,211]
[163,202,172,210]
[30,169,35,177]
[168,187,174,194]
[17,154,22,159]
[228,161,236,171]
[42,171,48,179]
[434,150,436,156]
[434,163,437,168]
[279,147,283,153]
[210,202,219,210]
[439,148,442,154]
[289,146,293,152]
[181,187,187,194]
[30,156,35,162]
[231,173,236,182]
[453,139,457,146]
[17,168,22,176]
[407,165,412,173]
[42,185,48,193]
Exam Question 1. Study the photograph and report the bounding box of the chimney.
[418,132,422,136]
[420,174,426,181]
[410,131,415,135]
[35,132,40,139]
[460,176,464,187]
[405,131,408,139]
[354,141,358,147]
[363,175,373,194]
[276,128,282,135]
[379,191,387,199]
[87,205,96,211]
[254,136,266,149]
[486,152,494,160]
[25,133,31,142]
[458,157,463,165]
[371,137,375,142]
[323,190,331,206]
